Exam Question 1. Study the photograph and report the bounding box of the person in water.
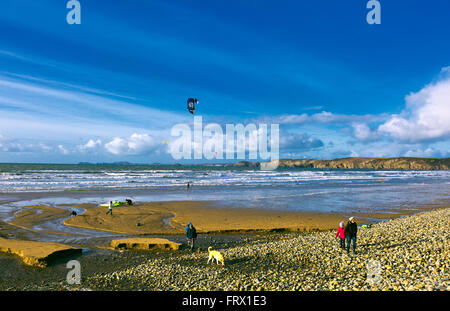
[185,222,197,251]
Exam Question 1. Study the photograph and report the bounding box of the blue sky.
[0,0,449,163]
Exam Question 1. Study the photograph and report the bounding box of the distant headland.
[72,157,450,170]
[227,157,450,170]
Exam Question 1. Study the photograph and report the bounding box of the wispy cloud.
[0,134,53,153]
[0,73,189,140]
[279,132,324,152]
[255,111,389,126]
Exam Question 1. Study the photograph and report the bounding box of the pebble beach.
[6,207,448,291]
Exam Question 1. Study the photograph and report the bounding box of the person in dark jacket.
[185,222,197,251]
[345,217,358,254]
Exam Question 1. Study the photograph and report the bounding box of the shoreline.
[1,199,446,238]
[62,200,424,235]
[0,207,447,291]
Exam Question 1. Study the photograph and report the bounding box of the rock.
[110,238,182,251]
[0,237,81,268]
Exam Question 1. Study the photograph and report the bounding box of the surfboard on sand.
[99,201,125,207]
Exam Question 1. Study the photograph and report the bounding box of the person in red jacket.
[336,221,346,249]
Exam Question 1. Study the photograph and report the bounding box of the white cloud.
[378,70,450,143]
[0,73,188,141]
[257,111,388,125]
[440,66,450,75]
[352,123,371,140]
[402,147,443,158]
[334,141,448,159]
[301,105,324,111]
[275,113,309,124]
[280,132,324,151]
[351,123,379,141]
[77,139,103,153]
[58,144,70,155]
[0,135,53,153]
[105,133,158,155]
[349,150,359,157]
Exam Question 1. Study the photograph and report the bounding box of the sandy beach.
[61,200,417,234]
[7,204,74,236]
[0,199,415,236]
[0,174,448,291]
[0,207,447,291]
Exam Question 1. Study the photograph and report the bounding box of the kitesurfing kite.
[187,98,198,114]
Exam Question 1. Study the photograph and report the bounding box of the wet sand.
[61,200,409,235]
[0,207,447,291]
[0,196,448,291]
[0,198,430,238]
[7,205,74,236]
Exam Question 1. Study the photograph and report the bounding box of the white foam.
[0,169,449,192]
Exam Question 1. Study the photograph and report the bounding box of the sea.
[1,163,449,215]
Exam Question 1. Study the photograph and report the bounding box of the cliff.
[228,157,450,170]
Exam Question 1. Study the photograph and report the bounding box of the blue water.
[0,165,449,215]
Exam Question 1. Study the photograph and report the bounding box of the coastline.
[0,207,447,291]
[0,192,448,291]
[1,198,445,237]
[63,200,420,235]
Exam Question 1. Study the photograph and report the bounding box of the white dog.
[207,246,225,266]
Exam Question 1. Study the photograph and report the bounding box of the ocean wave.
[0,169,449,192]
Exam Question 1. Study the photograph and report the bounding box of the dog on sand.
[207,246,224,266]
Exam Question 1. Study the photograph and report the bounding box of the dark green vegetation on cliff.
[229,157,450,170]
[1,157,449,171]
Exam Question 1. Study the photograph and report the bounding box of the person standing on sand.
[335,221,346,249]
[345,217,357,254]
[106,201,113,216]
[185,222,197,251]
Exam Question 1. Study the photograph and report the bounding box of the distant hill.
[74,157,450,170]
[227,157,450,170]
[77,161,134,166]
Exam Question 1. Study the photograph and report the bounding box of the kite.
[187,98,198,114]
